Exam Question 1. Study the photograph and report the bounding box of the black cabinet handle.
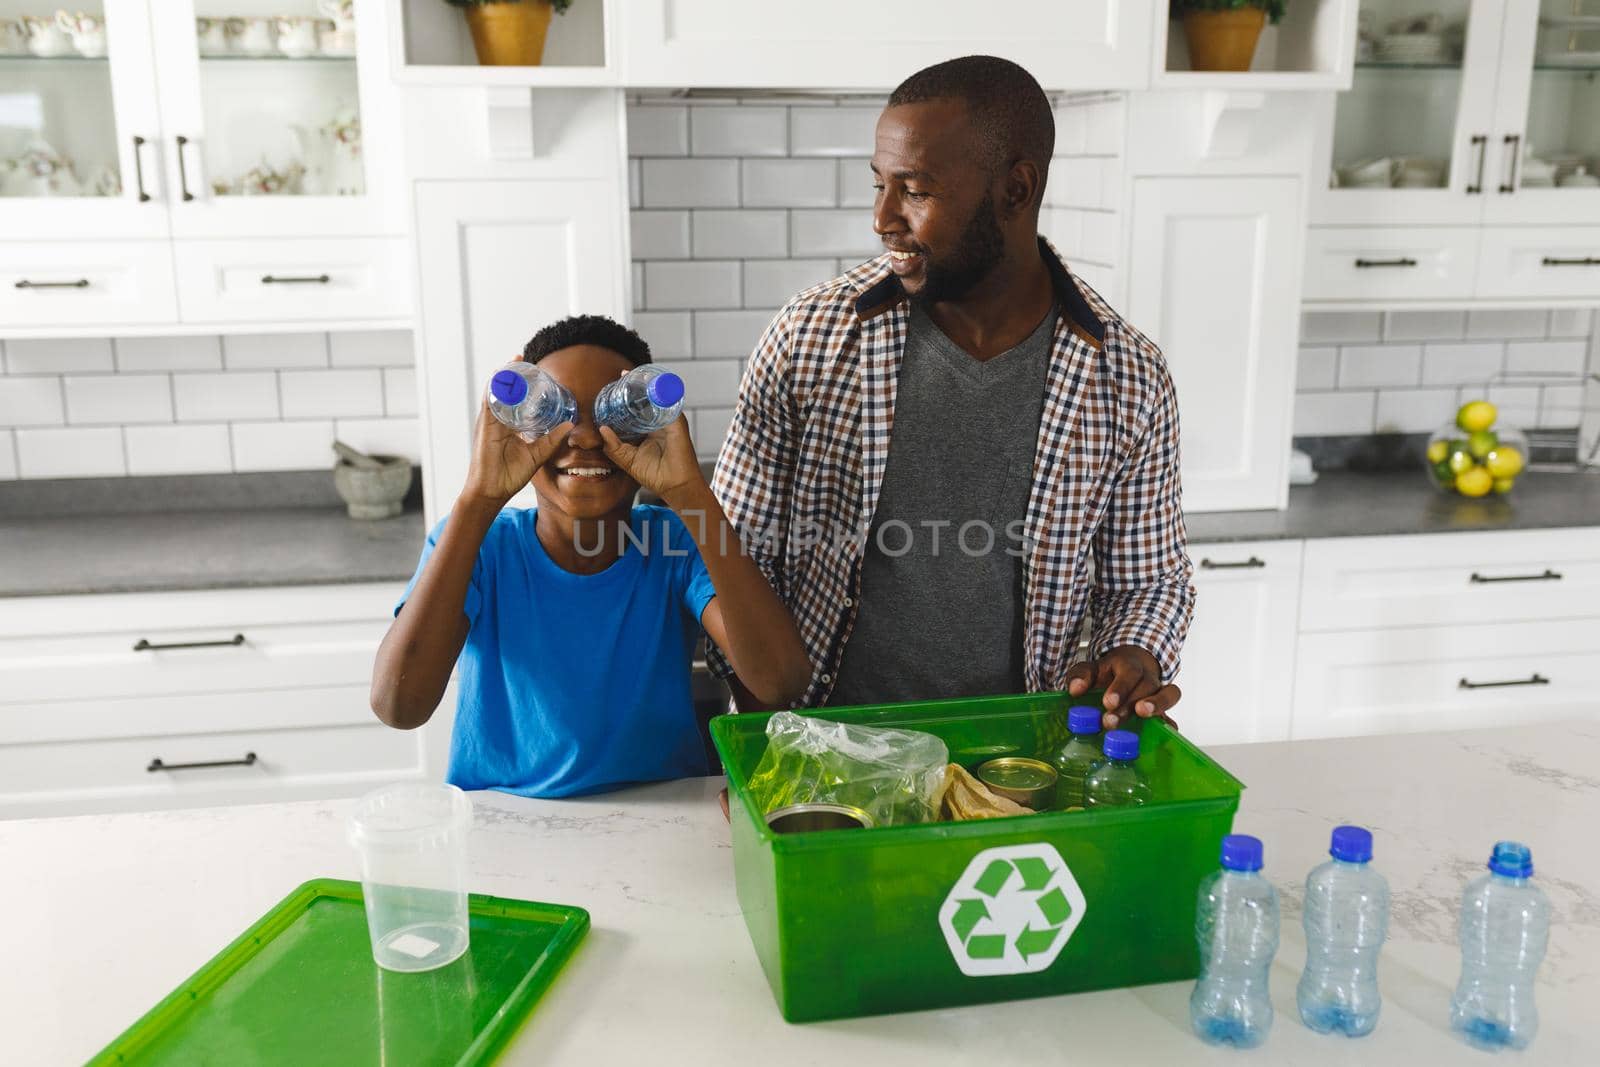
[1542,257,1600,267]
[260,274,331,285]
[1499,133,1521,193]
[133,633,246,652]
[1199,556,1266,570]
[14,279,89,289]
[1469,569,1562,584]
[1459,674,1549,691]
[132,135,151,202]
[148,752,258,773]
[1354,257,1418,268]
[1466,134,1487,194]
[176,134,195,201]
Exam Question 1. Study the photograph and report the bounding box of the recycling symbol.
[938,842,1086,977]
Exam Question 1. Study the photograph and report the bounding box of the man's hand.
[598,415,703,508]
[1065,645,1182,731]
[463,358,573,506]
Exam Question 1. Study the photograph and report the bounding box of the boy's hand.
[598,415,705,508]
[464,361,573,505]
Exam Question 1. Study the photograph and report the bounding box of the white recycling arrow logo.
[938,842,1087,977]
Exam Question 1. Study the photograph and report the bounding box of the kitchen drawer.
[172,237,410,323]
[1291,618,1600,740]
[0,685,380,745]
[1300,528,1600,632]
[1303,226,1479,302]
[0,240,178,330]
[1475,226,1600,300]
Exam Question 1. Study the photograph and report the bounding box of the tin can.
[974,757,1058,810]
[765,803,875,833]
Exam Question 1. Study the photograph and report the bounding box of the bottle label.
[938,842,1087,977]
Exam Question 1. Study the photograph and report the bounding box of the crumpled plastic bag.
[933,763,1031,821]
[745,712,948,827]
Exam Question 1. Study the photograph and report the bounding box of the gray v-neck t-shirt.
[828,303,1055,706]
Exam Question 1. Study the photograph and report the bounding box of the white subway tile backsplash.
[1483,384,1541,429]
[1080,211,1119,265]
[1546,308,1594,339]
[1421,342,1504,386]
[1054,105,1089,156]
[742,159,837,208]
[790,209,879,257]
[632,262,646,311]
[15,426,124,478]
[1383,310,1465,342]
[1295,392,1375,435]
[1338,344,1421,389]
[644,261,742,310]
[1466,309,1547,340]
[114,336,222,372]
[653,360,743,407]
[691,210,789,260]
[328,330,414,368]
[641,159,740,208]
[626,105,689,157]
[1504,339,1588,377]
[2,338,113,374]
[631,211,692,260]
[231,420,336,472]
[631,311,694,361]
[1039,209,1084,260]
[693,310,777,359]
[1375,388,1458,434]
[0,431,15,479]
[173,372,279,422]
[1096,156,1123,212]
[628,158,642,209]
[64,374,171,426]
[1052,157,1101,210]
[223,332,328,370]
[838,159,875,209]
[790,107,878,157]
[695,406,735,458]
[0,377,65,426]
[333,418,421,464]
[691,107,786,157]
[280,369,385,419]
[1540,384,1585,428]
[125,424,231,475]
[743,260,835,308]
[1296,346,1337,391]
[1085,99,1124,156]
[384,368,418,417]
[1301,311,1382,344]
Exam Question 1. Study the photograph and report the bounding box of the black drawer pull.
[261,273,331,285]
[1499,133,1521,194]
[176,134,195,201]
[1200,556,1266,570]
[1459,674,1549,691]
[1354,257,1418,268]
[1541,257,1600,267]
[132,135,151,202]
[1469,569,1562,584]
[148,752,258,773]
[15,279,90,289]
[133,633,246,652]
[1466,133,1487,194]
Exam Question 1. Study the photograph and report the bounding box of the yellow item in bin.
[935,762,1031,821]
[1485,446,1524,479]
[1457,400,1497,433]
[1455,466,1494,498]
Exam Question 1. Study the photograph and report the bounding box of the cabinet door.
[1311,0,1507,225]
[1173,541,1303,747]
[1475,224,1600,298]
[413,179,628,519]
[1127,177,1301,512]
[0,0,168,240]
[1481,0,1600,224]
[618,1,1151,90]
[146,0,405,239]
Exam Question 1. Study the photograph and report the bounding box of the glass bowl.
[1424,422,1528,497]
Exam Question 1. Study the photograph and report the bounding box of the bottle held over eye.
[594,365,685,439]
[486,362,577,439]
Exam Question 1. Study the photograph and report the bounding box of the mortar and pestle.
[332,440,412,520]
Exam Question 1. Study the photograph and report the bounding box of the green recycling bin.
[710,691,1245,1023]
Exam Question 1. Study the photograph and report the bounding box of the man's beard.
[908,191,1005,307]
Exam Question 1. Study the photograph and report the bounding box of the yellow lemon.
[1447,450,1477,476]
[1456,466,1494,498]
[1493,477,1516,495]
[1485,446,1524,479]
[1426,439,1450,464]
[1456,400,1497,433]
[1467,429,1499,458]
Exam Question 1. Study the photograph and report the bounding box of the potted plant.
[1171,1,1287,72]
[444,0,572,67]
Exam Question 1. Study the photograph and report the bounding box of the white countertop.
[5,722,1597,1065]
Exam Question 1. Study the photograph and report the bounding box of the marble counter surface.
[3,722,1594,1065]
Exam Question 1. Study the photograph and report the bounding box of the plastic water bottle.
[1449,841,1550,1051]
[1049,705,1102,810]
[1083,729,1150,808]
[486,363,576,439]
[1297,825,1389,1037]
[594,365,685,438]
[1190,834,1280,1049]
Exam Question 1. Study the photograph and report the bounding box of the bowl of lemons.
[1425,400,1527,498]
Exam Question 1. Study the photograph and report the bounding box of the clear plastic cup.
[347,783,473,972]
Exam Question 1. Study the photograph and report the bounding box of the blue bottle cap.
[490,368,528,406]
[1102,729,1139,762]
[1220,834,1264,872]
[647,370,685,408]
[1067,706,1102,735]
[1488,841,1534,879]
[1330,825,1373,864]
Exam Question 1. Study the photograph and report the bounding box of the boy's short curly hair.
[522,314,652,367]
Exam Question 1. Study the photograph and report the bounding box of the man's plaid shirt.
[707,238,1195,707]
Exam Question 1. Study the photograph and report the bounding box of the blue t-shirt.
[397,504,717,798]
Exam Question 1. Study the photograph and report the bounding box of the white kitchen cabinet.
[1474,225,1600,299]
[1127,176,1302,512]
[0,239,179,328]
[1173,541,1303,746]
[171,236,411,323]
[617,0,1153,90]
[1303,225,1482,301]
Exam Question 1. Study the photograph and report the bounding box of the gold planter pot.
[463,0,554,66]
[1181,8,1268,72]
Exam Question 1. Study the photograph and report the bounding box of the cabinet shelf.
[0,54,109,65]
[1354,60,1464,71]
[1156,0,1357,90]
[198,54,356,64]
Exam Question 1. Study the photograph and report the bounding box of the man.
[708,56,1194,730]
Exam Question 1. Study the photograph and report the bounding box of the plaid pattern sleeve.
[1086,348,1196,682]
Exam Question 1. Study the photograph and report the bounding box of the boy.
[370,315,812,797]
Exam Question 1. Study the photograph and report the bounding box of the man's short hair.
[523,314,652,367]
[887,55,1055,179]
